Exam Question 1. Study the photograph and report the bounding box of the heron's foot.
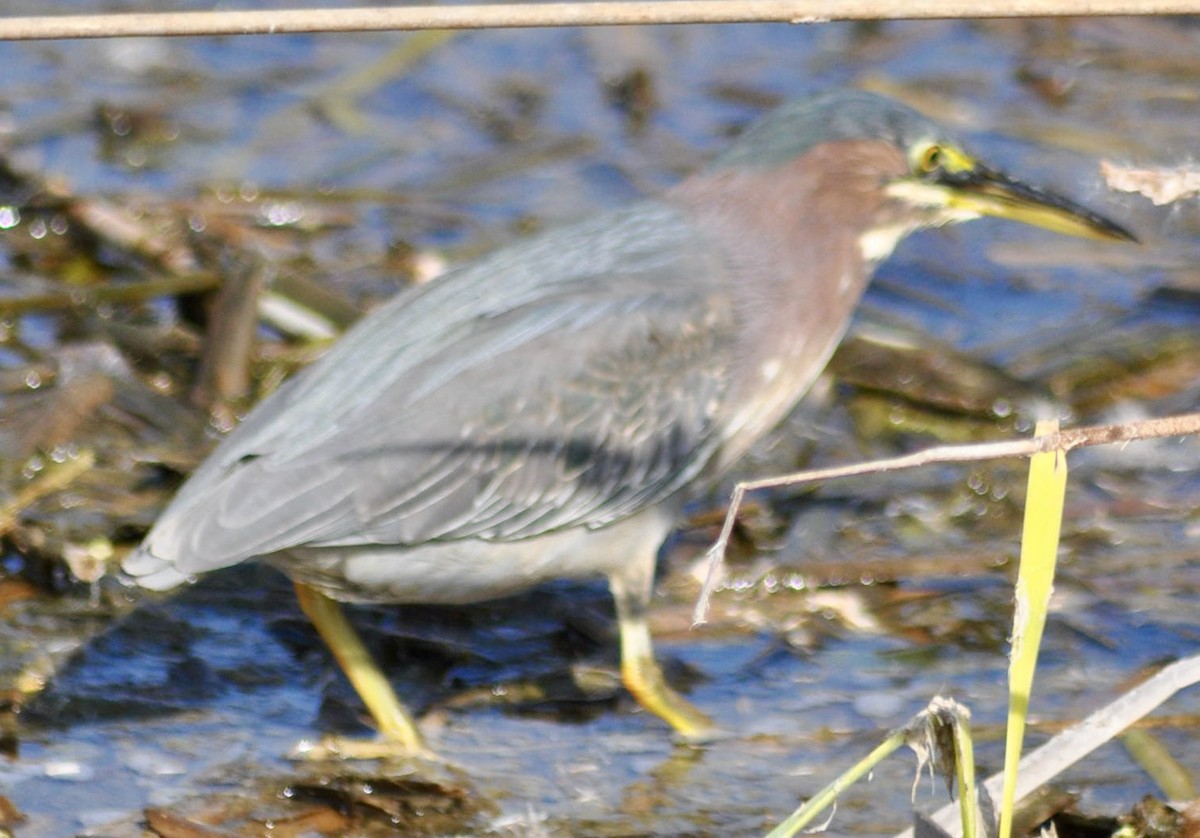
[288,733,443,763]
[672,722,735,746]
[622,652,719,741]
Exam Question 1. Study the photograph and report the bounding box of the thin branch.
[0,449,95,538]
[0,1,1197,41]
[692,411,1200,625]
[899,653,1200,838]
[0,273,220,317]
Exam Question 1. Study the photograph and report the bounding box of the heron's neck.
[663,139,909,466]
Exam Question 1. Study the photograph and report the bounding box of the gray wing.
[128,200,739,587]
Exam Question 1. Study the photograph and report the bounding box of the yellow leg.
[293,582,427,759]
[610,558,715,740]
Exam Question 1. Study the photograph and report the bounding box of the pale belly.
[269,505,677,605]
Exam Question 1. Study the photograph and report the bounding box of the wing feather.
[130,199,740,582]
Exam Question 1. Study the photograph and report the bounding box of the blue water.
[1,8,1197,837]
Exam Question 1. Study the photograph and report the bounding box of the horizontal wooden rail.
[0,1,1193,41]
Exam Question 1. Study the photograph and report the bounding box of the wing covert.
[132,199,742,579]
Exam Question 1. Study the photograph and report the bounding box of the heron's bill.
[889,166,1137,243]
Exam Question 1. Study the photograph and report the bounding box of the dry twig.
[693,412,1200,624]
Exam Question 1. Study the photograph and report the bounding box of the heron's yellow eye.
[918,144,942,174]
[913,142,976,176]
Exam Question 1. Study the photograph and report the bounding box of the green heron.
[125,90,1133,759]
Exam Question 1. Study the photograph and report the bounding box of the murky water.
[0,8,1198,837]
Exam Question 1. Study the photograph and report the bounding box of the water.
[0,9,1198,837]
